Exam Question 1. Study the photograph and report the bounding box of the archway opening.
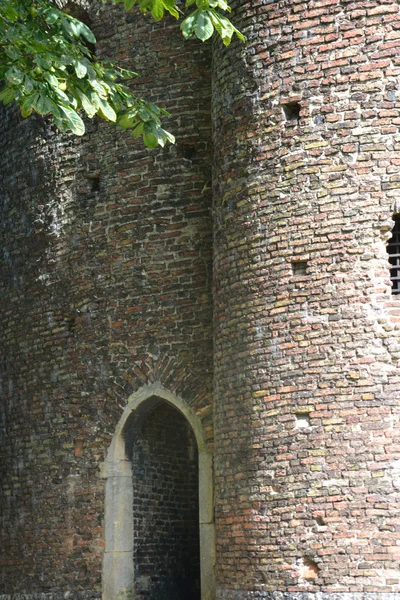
[124,398,201,600]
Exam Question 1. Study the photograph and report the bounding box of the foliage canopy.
[0,0,243,147]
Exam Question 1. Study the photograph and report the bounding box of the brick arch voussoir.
[112,355,214,448]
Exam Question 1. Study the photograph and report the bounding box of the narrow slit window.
[387,215,400,295]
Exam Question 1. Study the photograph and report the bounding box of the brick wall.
[212,0,400,595]
[2,0,400,597]
[0,2,212,595]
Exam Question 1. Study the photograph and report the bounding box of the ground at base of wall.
[0,593,100,600]
[3,592,400,600]
[217,592,400,600]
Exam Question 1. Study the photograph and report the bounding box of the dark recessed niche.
[292,260,308,276]
[295,413,311,428]
[63,3,92,26]
[178,143,196,161]
[85,173,101,192]
[64,315,76,333]
[90,176,101,192]
[282,101,301,122]
[74,439,84,457]
[300,558,320,581]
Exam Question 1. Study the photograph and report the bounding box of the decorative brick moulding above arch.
[101,382,216,600]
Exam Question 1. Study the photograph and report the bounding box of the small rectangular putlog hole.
[292,260,308,276]
[295,413,311,428]
[74,439,84,457]
[283,101,301,122]
[90,176,100,192]
[84,171,101,192]
[300,558,320,580]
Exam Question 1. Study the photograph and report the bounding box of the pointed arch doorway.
[102,384,215,600]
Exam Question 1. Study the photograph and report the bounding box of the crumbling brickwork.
[1,0,400,598]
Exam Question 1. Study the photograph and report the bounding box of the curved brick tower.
[212,0,400,597]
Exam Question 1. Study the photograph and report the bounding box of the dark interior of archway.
[62,3,92,26]
[130,401,200,600]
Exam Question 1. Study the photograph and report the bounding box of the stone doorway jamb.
[101,382,216,600]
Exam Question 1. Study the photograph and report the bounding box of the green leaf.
[139,0,153,11]
[73,19,96,44]
[181,11,198,38]
[20,105,33,118]
[148,102,160,114]
[124,0,137,9]
[76,90,97,118]
[0,88,15,105]
[0,0,210,148]
[118,113,136,129]
[194,10,214,41]
[4,46,21,60]
[162,0,180,18]
[3,4,18,21]
[43,72,59,88]
[53,86,70,104]
[61,17,76,38]
[151,122,169,146]
[90,79,107,96]
[23,76,35,92]
[131,122,144,138]
[74,59,87,79]
[97,97,117,121]
[60,55,74,67]
[6,67,24,85]
[164,130,175,144]
[21,94,35,117]
[138,105,151,121]
[210,0,229,9]
[143,123,158,149]
[210,10,245,45]
[53,113,68,132]
[150,0,163,19]
[44,9,60,25]
[34,94,57,115]
[60,106,86,135]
